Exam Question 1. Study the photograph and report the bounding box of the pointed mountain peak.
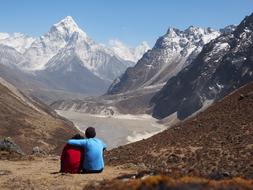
[48,16,88,41]
[58,16,77,26]
[166,27,180,35]
[53,16,80,33]
[64,16,75,22]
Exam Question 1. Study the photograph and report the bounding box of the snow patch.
[212,42,230,54]
[126,128,164,143]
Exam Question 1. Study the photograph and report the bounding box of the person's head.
[71,134,84,139]
[85,127,96,138]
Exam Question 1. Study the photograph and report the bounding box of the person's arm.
[102,141,107,151]
[67,139,87,146]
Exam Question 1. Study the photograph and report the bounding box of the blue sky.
[1,0,253,47]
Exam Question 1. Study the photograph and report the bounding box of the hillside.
[0,77,80,154]
[106,82,253,179]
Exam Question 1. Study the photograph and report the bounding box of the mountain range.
[52,24,236,116]
[0,16,149,103]
[107,26,225,94]
[53,13,253,124]
[2,12,253,122]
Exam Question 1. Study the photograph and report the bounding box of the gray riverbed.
[57,110,167,149]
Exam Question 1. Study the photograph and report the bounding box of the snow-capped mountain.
[219,25,237,35]
[108,26,221,94]
[20,16,134,82]
[44,30,131,82]
[151,12,253,120]
[0,44,28,67]
[0,16,147,81]
[0,16,142,102]
[108,40,150,62]
[22,16,89,70]
[0,33,35,53]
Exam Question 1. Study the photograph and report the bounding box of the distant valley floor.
[56,110,167,149]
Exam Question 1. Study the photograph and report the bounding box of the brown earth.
[106,82,253,179]
[1,156,252,190]
[0,78,81,154]
[0,156,137,190]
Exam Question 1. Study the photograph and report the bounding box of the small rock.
[0,170,11,175]
[167,154,180,163]
[32,146,47,156]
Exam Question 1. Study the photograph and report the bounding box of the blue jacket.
[68,138,107,171]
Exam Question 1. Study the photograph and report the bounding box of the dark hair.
[85,127,96,138]
[71,134,84,139]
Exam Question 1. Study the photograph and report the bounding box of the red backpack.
[60,144,84,173]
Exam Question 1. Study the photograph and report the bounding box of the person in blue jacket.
[67,127,107,173]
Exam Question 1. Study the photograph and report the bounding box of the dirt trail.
[0,156,137,190]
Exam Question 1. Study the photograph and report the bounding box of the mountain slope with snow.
[0,33,35,53]
[151,12,253,120]
[108,26,221,94]
[44,30,132,82]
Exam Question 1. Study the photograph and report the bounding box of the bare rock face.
[151,12,253,120]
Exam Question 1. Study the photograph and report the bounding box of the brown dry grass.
[106,82,253,179]
[0,80,80,154]
[84,175,253,190]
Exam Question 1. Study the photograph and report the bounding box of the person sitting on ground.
[67,127,107,173]
[60,134,84,173]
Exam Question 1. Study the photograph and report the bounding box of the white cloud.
[108,39,150,62]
